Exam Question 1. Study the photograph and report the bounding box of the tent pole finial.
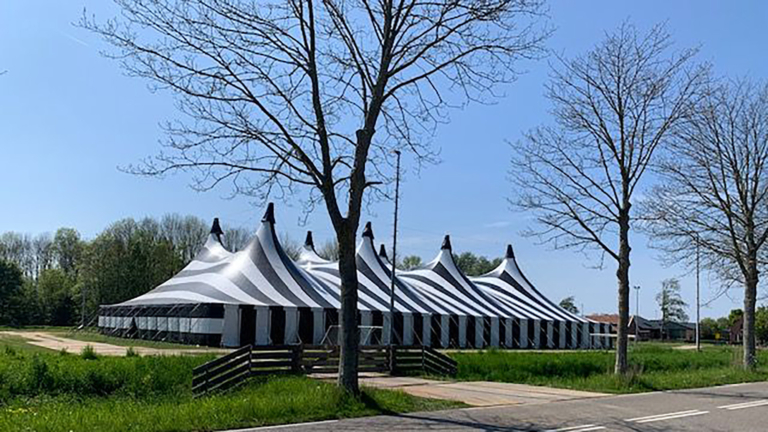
[262,203,276,224]
[441,235,452,251]
[362,222,374,239]
[505,244,515,259]
[304,231,315,249]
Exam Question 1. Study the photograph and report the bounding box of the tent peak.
[262,203,276,224]
[441,235,452,251]
[210,218,224,236]
[362,222,374,239]
[304,231,315,249]
[378,244,388,260]
[505,244,515,259]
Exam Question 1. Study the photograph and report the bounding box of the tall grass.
[0,347,213,402]
[0,344,459,432]
[452,344,768,393]
[0,376,459,432]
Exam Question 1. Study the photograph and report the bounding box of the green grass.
[0,338,460,431]
[0,376,461,432]
[451,343,768,393]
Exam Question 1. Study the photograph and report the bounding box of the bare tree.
[642,80,768,368]
[509,22,706,374]
[656,278,688,340]
[81,0,548,392]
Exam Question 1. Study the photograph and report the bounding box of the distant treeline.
[0,215,501,327]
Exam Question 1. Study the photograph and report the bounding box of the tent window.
[413,314,424,346]
[298,308,314,344]
[483,317,492,348]
[270,307,286,345]
[466,317,476,348]
[500,318,508,348]
[393,312,404,345]
[240,306,256,347]
[449,317,459,348]
[512,318,521,348]
[430,315,441,348]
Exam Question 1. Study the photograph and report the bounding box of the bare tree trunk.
[336,223,360,394]
[743,257,758,369]
[615,209,631,374]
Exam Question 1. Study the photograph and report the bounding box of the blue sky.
[1,1,766,319]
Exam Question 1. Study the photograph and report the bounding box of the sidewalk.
[314,373,608,406]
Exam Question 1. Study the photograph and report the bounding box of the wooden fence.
[192,344,458,397]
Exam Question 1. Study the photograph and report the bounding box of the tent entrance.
[240,306,256,347]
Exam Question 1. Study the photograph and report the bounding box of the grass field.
[0,336,461,431]
[452,343,768,393]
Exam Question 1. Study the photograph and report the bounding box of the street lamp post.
[633,285,640,344]
[389,150,401,371]
[696,234,701,352]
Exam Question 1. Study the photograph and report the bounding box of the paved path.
[354,375,607,406]
[0,331,227,356]
[232,381,768,431]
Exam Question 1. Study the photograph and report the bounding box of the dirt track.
[0,331,229,356]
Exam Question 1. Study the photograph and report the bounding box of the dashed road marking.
[547,425,597,431]
[546,426,605,432]
[626,409,709,423]
[718,400,768,410]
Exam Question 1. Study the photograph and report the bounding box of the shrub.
[81,345,98,360]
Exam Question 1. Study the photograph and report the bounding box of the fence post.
[292,345,303,374]
[247,345,252,376]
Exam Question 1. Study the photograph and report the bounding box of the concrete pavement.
[232,381,768,431]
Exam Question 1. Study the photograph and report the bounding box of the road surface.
[235,381,768,431]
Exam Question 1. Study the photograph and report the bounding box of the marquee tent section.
[98,218,235,346]
[98,203,604,350]
[99,205,342,347]
[473,245,592,350]
[296,231,331,266]
[300,223,444,346]
[399,236,523,349]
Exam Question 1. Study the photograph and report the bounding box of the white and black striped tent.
[99,204,604,349]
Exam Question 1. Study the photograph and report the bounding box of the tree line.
[0,215,251,327]
[0,215,504,327]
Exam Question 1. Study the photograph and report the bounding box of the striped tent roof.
[399,236,517,319]
[116,204,339,309]
[296,231,330,266]
[301,223,435,314]
[473,245,587,323]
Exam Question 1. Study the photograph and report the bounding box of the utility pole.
[696,234,701,351]
[389,150,401,371]
[633,285,640,344]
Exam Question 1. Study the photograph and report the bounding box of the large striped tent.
[98,203,603,349]
[472,245,610,349]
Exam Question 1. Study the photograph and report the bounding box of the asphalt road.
[237,381,768,431]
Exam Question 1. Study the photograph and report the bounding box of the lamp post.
[389,150,401,370]
[696,234,701,352]
[633,285,640,344]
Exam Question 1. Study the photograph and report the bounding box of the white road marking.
[546,425,598,431]
[570,427,605,432]
[718,399,768,410]
[631,410,709,423]
[233,420,339,430]
[626,410,699,422]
